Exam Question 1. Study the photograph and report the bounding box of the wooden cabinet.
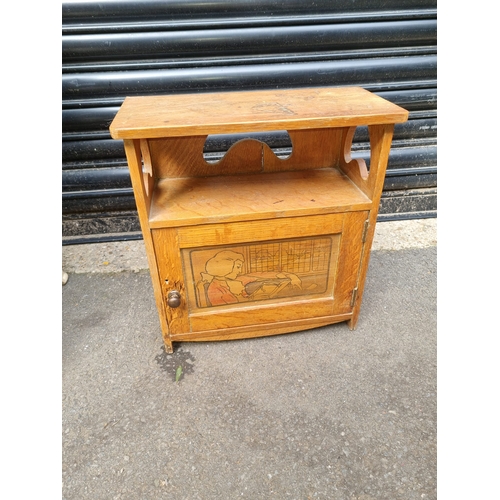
[110,87,408,353]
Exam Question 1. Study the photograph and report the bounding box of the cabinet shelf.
[149,168,371,228]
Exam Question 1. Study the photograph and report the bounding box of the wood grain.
[189,297,336,332]
[151,228,191,336]
[169,313,353,342]
[149,168,371,228]
[332,210,369,315]
[176,213,345,248]
[122,140,172,351]
[110,87,409,139]
[148,128,345,178]
[348,124,395,330]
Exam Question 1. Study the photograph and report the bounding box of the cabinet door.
[151,211,368,338]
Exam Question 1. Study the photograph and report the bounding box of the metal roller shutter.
[62,0,437,244]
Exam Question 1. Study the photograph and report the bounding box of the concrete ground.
[62,219,437,500]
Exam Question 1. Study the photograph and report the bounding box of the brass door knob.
[167,290,181,308]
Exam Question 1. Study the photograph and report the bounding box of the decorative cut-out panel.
[203,131,293,163]
[182,235,340,311]
[147,127,345,178]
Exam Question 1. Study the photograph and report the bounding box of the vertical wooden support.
[348,123,395,330]
[123,139,173,352]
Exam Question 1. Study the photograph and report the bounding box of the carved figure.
[200,250,302,306]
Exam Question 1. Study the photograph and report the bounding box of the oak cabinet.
[110,87,408,353]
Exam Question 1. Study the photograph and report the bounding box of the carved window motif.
[185,236,334,309]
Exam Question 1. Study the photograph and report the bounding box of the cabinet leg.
[163,337,174,354]
[348,313,359,331]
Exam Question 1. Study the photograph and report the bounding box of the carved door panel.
[151,211,368,337]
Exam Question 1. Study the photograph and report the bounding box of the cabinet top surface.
[109,86,408,139]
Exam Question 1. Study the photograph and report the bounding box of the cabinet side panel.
[349,125,395,328]
[332,210,369,314]
[123,139,153,218]
[123,139,170,342]
[151,228,191,335]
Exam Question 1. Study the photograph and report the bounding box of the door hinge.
[361,219,370,243]
[350,287,358,307]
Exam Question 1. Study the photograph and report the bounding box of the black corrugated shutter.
[62,0,437,244]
